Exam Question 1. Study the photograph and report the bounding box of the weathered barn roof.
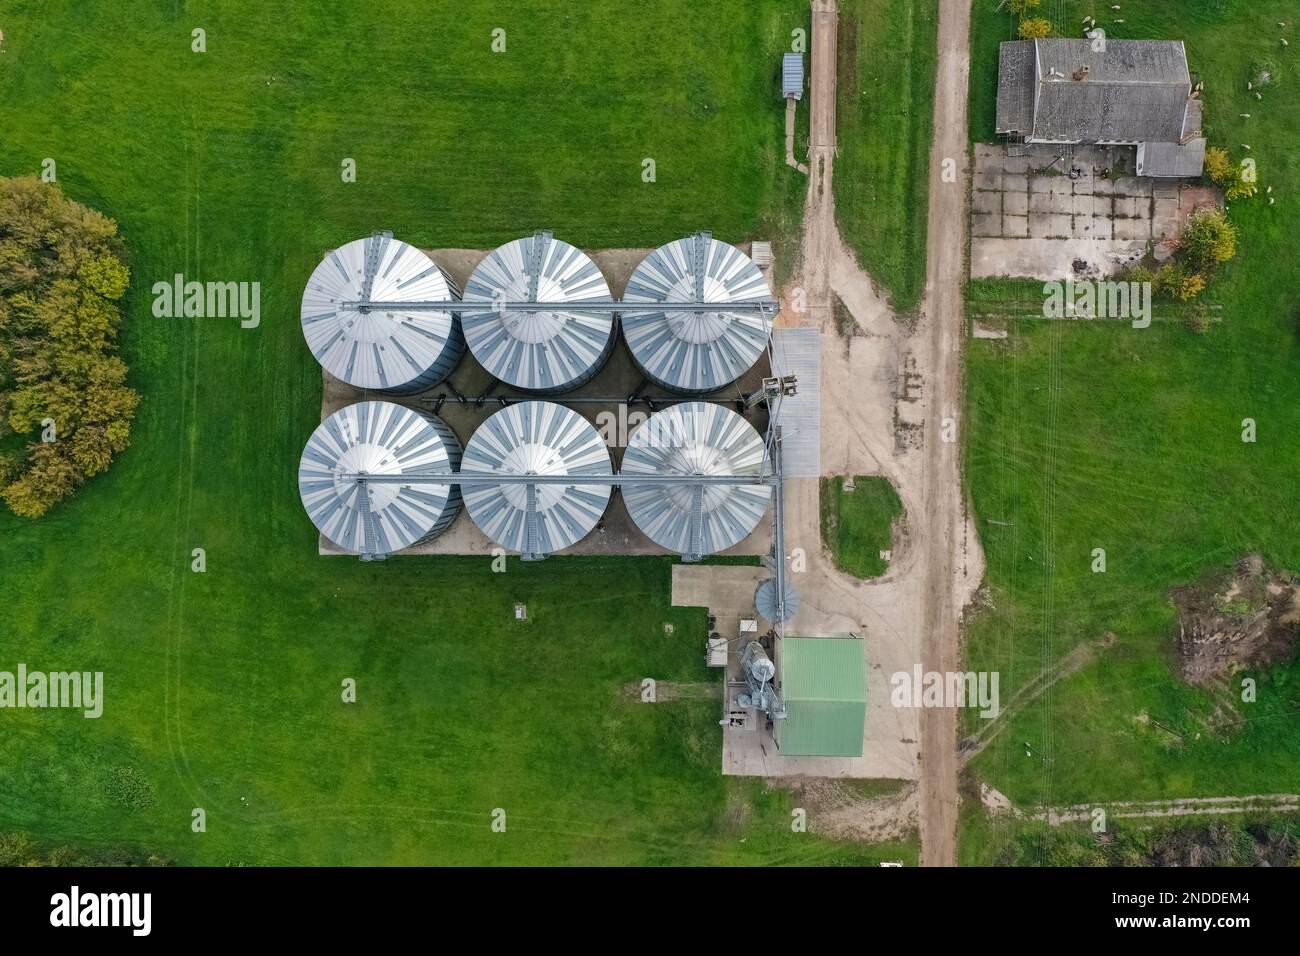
[996,39,1193,144]
[1137,138,1207,178]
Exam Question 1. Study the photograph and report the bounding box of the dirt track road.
[915,0,974,868]
[785,0,976,866]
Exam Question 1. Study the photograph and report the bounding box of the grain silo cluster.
[299,230,781,560]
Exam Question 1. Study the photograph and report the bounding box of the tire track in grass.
[164,110,208,806]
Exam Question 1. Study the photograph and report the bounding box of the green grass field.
[0,1,925,865]
[961,0,1300,856]
[820,476,903,579]
[834,0,938,313]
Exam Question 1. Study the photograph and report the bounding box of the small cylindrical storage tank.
[620,402,772,557]
[301,233,464,393]
[621,232,774,395]
[299,400,462,556]
[461,231,615,394]
[460,401,613,557]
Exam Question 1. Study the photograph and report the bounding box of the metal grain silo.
[461,231,615,394]
[460,401,613,558]
[621,232,774,395]
[299,401,462,557]
[301,232,464,393]
[620,402,772,558]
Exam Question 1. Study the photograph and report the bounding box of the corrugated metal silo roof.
[299,401,460,555]
[461,232,615,393]
[301,234,462,391]
[783,53,805,99]
[460,401,613,556]
[620,402,772,557]
[621,234,774,395]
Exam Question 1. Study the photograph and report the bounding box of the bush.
[0,831,169,867]
[1018,17,1052,39]
[1006,0,1041,12]
[0,177,139,517]
[1224,177,1257,201]
[1180,209,1237,273]
[1204,146,1234,186]
[1155,264,1207,302]
[1185,304,1213,334]
[1119,264,1156,286]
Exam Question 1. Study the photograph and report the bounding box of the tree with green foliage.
[0,176,140,518]
[1005,0,1041,13]
[1018,17,1052,39]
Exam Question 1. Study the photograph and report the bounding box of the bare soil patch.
[768,775,918,843]
[1171,554,1300,686]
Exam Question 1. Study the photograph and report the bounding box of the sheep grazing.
[1240,113,1251,118]
[1283,38,1290,48]
[1241,144,1252,150]
[1255,92,1262,100]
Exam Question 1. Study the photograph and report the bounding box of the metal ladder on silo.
[528,231,551,301]
[522,482,544,561]
[686,484,705,563]
[360,230,392,301]
[356,478,384,561]
[692,231,710,302]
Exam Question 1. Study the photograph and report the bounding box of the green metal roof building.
[776,636,867,757]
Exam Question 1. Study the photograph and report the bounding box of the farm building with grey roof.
[995,38,1206,178]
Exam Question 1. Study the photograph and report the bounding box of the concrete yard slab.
[1086,194,1113,217]
[1113,178,1154,198]
[1029,212,1072,239]
[1072,215,1102,239]
[973,168,1002,192]
[1113,216,1152,240]
[971,211,1000,238]
[1084,215,1112,240]
[1001,214,1029,238]
[971,236,1150,280]
[1001,172,1028,194]
[968,145,1219,279]
[971,189,1001,216]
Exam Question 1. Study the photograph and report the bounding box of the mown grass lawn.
[961,0,1300,849]
[833,0,938,313]
[0,1,921,865]
[820,476,903,579]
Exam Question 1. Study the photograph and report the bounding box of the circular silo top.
[461,233,614,392]
[620,402,772,556]
[621,234,774,394]
[301,235,460,390]
[299,401,459,554]
[460,401,613,555]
